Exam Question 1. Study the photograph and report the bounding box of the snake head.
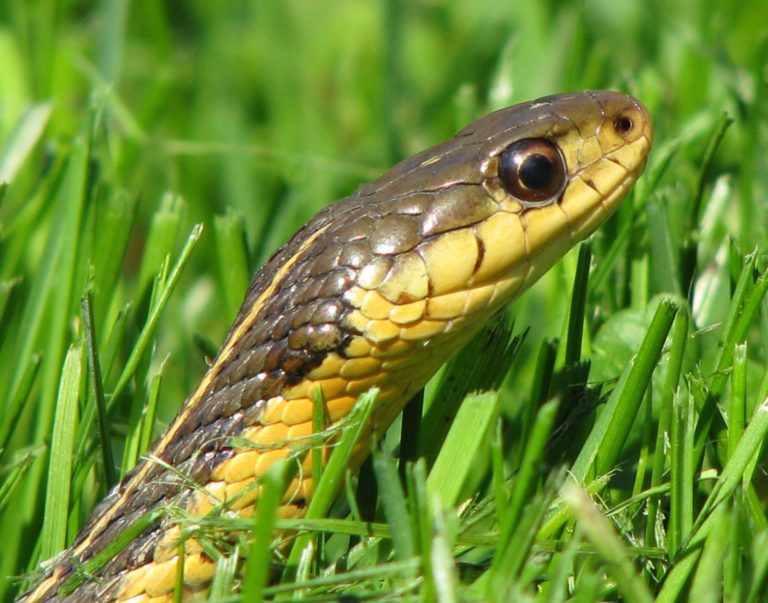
[350,91,652,308]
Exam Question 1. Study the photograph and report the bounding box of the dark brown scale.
[162,410,247,464]
[164,427,212,464]
[234,318,278,356]
[269,315,292,342]
[310,299,342,325]
[338,241,371,269]
[292,276,325,305]
[219,346,266,386]
[307,243,344,276]
[317,270,353,299]
[286,322,341,353]
[286,326,310,350]
[309,323,341,351]
[254,372,284,400]
[288,303,317,330]
[370,214,422,256]
[386,192,435,216]
[420,185,496,236]
[240,376,269,409]
[231,322,266,356]
[360,142,485,198]
[196,382,247,426]
[281,351,307,375]
[332,213,376,243]
[107,522,158,572]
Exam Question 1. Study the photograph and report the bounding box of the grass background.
[1,0,768,601]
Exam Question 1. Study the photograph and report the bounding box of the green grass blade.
[646,306,688,548]
[40,346,82,559]
[564,242,591,367]
[5,4,768,601]
[746,530,768,603]
[0,353,40,453]
[136,193,185,295]
[242,461,289,603]
[427,391,498,507]
[57,507,166,597]
[0,447,41,515]
[689,504,729,603]
[209,548,240,602]
[0,102,51,185]
[111,223,203,406]
[373,450,416,561]
[214,210,251,319]
[504,398,559,533]
[729,342,747,458]
[420,320,522,466]
[669,385,694,557]
[697,399,768,526]
[561,483,654,603]
[571,298,678,481]
[81,291,116,488]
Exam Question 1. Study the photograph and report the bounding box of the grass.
[2,0,768,601]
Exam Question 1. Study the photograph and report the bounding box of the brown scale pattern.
[19,91,652,603]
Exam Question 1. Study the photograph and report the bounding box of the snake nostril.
[614,115,634,135]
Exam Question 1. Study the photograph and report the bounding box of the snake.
[18,90,652,602]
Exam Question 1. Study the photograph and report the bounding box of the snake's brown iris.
[18,91,653,603]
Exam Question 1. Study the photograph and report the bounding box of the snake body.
[19,91,652,602]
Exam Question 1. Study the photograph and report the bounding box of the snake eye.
[498,138,567,205]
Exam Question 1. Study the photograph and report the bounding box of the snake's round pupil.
[498,138,567,205]
[519,154,555,190]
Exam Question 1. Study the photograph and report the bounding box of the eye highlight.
[498,138,567,205]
